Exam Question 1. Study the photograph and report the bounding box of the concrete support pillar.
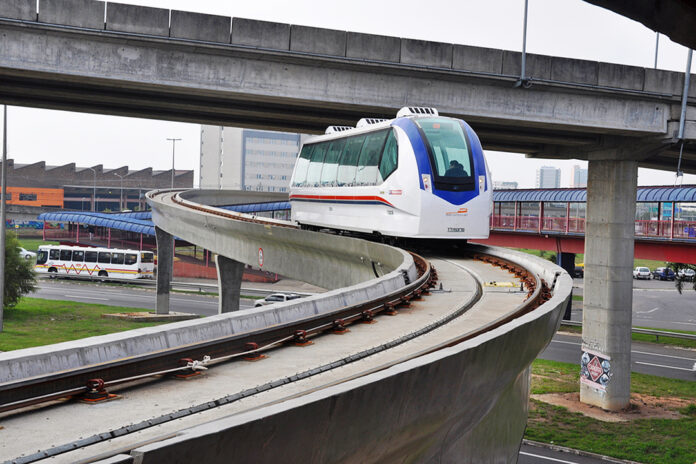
[556,252,575,320]
[581,159,637,411]
[155,226,173,315]
[215,254,245,314]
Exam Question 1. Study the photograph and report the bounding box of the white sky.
[1,0,695,188]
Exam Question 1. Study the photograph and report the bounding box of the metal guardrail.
[561,320,696,341]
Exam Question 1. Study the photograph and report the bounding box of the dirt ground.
[531,392,693,422]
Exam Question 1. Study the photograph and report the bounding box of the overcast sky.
[1,0,695,188]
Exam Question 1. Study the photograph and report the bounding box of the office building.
[493,181,519,190]
[200,126,308,192]
[572,165,588,188]
[536,166,561,189]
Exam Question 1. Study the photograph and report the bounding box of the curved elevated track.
[0,189,572,464]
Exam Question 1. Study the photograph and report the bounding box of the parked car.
[18,247,36,260]
[632,267,651,279]
[254,293,303,307]
[573,265,584,278]
[678,268,696,282]
[652,267,676,281]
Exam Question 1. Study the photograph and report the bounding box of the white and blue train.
[289,107,492,239]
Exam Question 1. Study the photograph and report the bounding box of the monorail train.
[289,107,492,239]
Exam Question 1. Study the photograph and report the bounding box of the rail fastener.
[243,342,267,362]
[361,310,376,324]
[332,319,349,334]
[81,379,118,403]
[293,330,313,346]
[172,358,203,379]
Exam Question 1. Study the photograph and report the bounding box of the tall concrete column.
[581,159,637,410]
[556,252,575,320]
[155,226,173,315]
[216,254,245,314]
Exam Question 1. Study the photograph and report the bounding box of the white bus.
[35,245,155,280]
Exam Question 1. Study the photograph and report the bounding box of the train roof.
[306,106,448,145]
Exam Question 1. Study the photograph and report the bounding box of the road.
[571,277,696,332]
[541,332,696,381]
[32,280,255,315]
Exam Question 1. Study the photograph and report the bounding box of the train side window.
[319,139,346,185]
[337,135,366,185]
[379,130,398,182]
[72,250,84,262]
[292,144,313,187]
[49,249,60,260]
[111,252,124,265]
[305,142,328,186]
[98,252,111,264]
[355,130,387,186]
[60,249,72,261]
[85,251,98,263]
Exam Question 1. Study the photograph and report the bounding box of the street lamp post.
[166,138,181,188]
[85,167,96,212]
[114,173,125,211]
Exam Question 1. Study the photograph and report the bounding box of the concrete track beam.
[556,252,575,320]
[581,159,637,410]
[155,226,173,315]
[215,254,244,314]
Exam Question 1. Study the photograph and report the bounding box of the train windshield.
[416,118,474,191]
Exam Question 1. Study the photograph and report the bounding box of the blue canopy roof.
[493,185,696,203]
[37,202,292,237]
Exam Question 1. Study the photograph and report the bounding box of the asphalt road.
[519,444,609,464]
[541,332,696,381]
[32,280,255,315]
[571,277,696,331]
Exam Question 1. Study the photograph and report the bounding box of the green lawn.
[514,248,665,269]
[17,238,59,252]
[0,297,172,351]
[528,359,696,464]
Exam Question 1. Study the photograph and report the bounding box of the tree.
[667,262,696,294]
[4,234,37,308]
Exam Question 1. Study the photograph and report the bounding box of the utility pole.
[0,106,7,331]
[167,138,181,188]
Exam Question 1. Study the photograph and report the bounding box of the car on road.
[632,266,651,279]
[678,268,696,282]
[652,267,676,281]
[254,293,303,307]
[18,247,36,260]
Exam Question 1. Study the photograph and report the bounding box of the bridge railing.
[491,213,696,241]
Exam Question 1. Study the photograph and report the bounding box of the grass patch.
[513,249,665,270]
[559,323,696,349]
[0,297,171,351]
[17,238,59,252]
[528,359,696,463]
[571,294,583,301]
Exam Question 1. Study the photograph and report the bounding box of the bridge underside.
[585,0,696,50]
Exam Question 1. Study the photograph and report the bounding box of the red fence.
[491,214,696,240]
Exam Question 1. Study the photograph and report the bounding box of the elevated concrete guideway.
[0,0,695,172]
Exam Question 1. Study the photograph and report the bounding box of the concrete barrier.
[290,25,346,57]
[231,18,290,50]
[0,0,35,20]
[170,10,230,43]
[106,2,168,36]
[346,32,400,62]
[119,246,571,463]
[400,38,453,68]
[39,0,104,29]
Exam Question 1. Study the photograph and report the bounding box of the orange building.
[7,187,64,208]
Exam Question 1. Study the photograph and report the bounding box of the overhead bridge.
[0,188,572,463]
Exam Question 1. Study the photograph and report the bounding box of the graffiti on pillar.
[580,348,611,391]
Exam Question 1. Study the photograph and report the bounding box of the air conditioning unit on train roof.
[356,118,388,128]
[396,107,439,118]
[325,126,354,134]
